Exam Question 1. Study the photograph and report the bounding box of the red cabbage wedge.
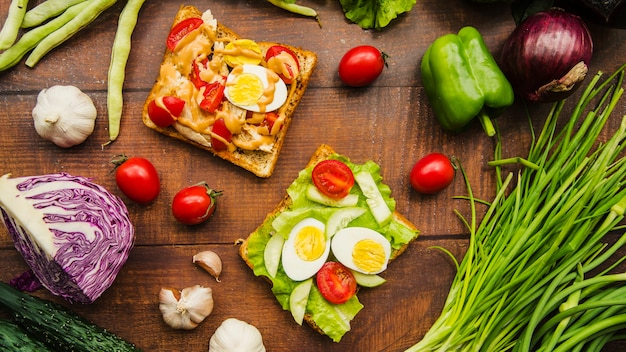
[0,173,134,304]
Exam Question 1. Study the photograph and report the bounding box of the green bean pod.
[25,0,118,68]
[0,2,90,71]
[0,0,29,50]
[21,0,87,28]
[106,0,145,143]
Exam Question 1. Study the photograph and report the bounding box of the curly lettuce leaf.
[339,0,417,29]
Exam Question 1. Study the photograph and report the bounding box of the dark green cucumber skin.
[0,282,141,351]
[0,319,53,351]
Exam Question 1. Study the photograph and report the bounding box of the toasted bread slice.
[142,5,317,177]
[238,144,419,341]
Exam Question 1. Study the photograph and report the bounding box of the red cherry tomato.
[113,156,160,204]
[265,45,300,84]
[338,45,387,87]
[166,17,203,51]
[261,111,282,133]
[172,183,222,225]
[199,82,225,113]
[147,96,185,127]
[190,57,210,89]
[311,159,355,199]
[211,118,232,152]
[316,262,357,304]
[410,153,455,194]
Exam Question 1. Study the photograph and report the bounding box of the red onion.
[500,8,593,103]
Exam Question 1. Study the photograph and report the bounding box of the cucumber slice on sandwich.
[354,171,392,226]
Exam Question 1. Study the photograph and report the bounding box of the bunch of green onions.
[407,64,626,352]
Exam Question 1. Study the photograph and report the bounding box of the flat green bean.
[0,0,29,49]
[0,2,90,71]
[105,0,145,143]
[21,0,87,28]
[25,0,117,68]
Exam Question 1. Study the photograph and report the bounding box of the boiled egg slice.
[281,218,330,281]
[331,227,391,275]
[224,64,288,113]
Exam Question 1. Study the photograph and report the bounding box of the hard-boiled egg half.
[282,218,330,281]
[224,64,288,113]
[331,227,391,275]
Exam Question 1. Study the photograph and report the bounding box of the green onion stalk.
[406,64,626,352]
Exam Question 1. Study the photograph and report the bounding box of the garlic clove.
[193,250,222,282]
[158,285,214,330]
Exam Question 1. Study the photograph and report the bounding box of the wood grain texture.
[1,0,626,351]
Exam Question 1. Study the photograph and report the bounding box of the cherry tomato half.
[265,45,300,84]
[199,82,225,113]
[316,262,357,304]
[166,17,203,51]
[113,156,160,204]
[410,153,455,194]
[147,96,185,127]
[311,159,355,199]
[211,118,232,152]
[172,183,222,225]
[338,45,387,87]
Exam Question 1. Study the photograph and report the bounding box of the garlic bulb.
[32,85,97,148]
[159,285,214,330]
[209,318,266,352]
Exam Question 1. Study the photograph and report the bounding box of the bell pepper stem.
[478,110,496,137]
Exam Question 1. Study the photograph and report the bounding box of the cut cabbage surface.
[0,173,135,303]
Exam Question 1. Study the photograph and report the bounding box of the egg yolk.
[352,239,386,273]
[294,226,326,261]
[228,73,263,106]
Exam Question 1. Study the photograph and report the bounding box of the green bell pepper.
[421,26,514,136]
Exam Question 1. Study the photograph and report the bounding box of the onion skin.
[500,8,593,103]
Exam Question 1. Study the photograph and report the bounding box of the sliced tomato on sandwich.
[261,111,283,133]
[316,262,357,304]
[312,159,355,199]
[166,17,203,51]
[211,118,232,151]
[147,96,185,127]
[265,45,300,84]
[199,82,226,113]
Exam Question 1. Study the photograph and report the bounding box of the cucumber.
[350,270,387,288]
[0,319,52,351]
[354,171,392,226]
[289,278,312,325]
[325,207,367,238]
[306,184,359,207]
[0,282,140,351]
[264,234,285,278]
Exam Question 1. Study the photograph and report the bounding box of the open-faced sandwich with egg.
[238,144,419,342]
[142,5,317,177]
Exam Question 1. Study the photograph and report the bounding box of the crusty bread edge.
[237,144,419,338]
[141,5,318,178]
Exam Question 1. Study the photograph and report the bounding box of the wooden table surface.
[1,1,626,351]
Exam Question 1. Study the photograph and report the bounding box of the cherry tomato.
[311,159,355,199]
[172,183,222,225]
[166,17,203,51]
[199,82,225,113]
[265,45,300,84]
[113,156,160,204]
[211,118,232,152]
[410,153,455,194]
[316,262,357,304]
[147,96,185,127]
[261,111,282,133]
[190,57,210,89]
[338,45,387,87]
